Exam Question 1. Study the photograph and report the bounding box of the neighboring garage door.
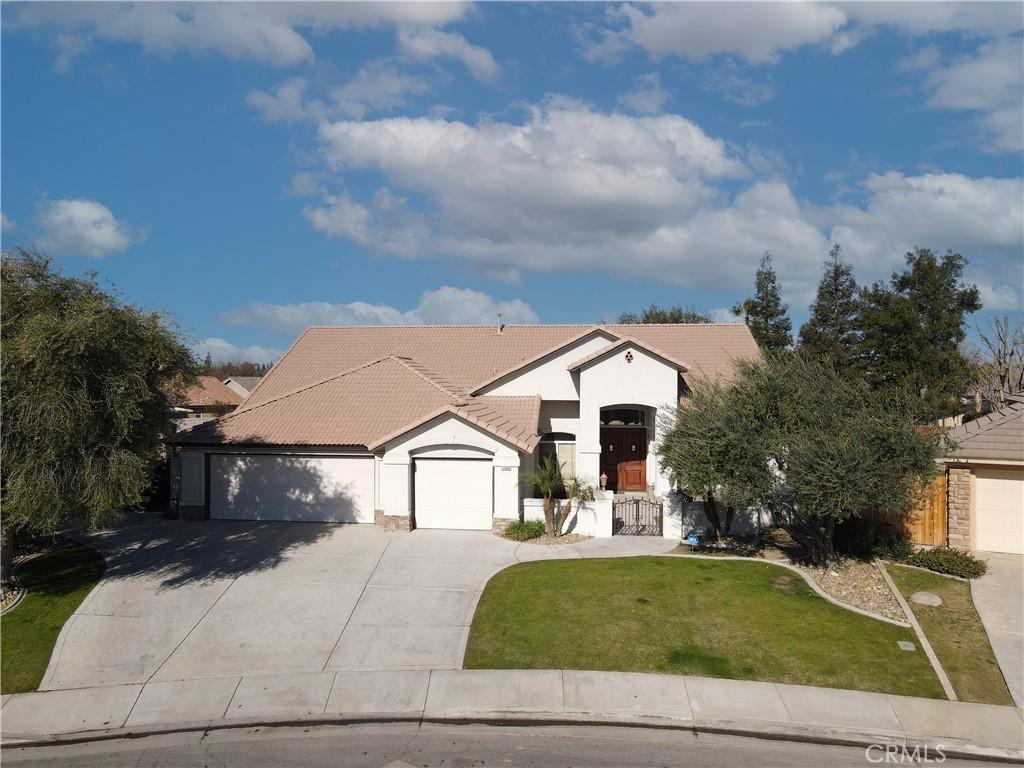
[209,454,375,523]
[975,467,1024,555]
[414,458,492,530]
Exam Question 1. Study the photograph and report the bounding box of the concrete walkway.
[40,520,675,690]
[973,552,1024,708]
[3,670,1021,761]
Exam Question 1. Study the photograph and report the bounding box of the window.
[600,408,646,427]
[538,432,575,479]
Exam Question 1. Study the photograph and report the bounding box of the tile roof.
[945,392,1024,463]
[245,323,759,407]
[179,376,244,407]
[174,357,541,451]
[175,324,758,452]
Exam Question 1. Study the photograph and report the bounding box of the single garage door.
[414,458,492,530]
[975,467,1024,555]
[210,454,375,523]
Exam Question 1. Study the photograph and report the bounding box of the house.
[944,392,1024,555]
[171,375,244,429]
[223,376,262,398]
[171,324,759,537]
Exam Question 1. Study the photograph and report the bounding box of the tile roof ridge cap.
[388,356,464,399]
[233,328,311,403]
[226,356,397,420]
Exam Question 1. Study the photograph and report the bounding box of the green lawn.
[886,564,1012,705]
[1,543,106,694]
[465,557,945,698]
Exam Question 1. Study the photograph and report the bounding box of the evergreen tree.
[202,351,213,372]
[732,253,792,352]
[798,244,861,373]
[858,248,981,418]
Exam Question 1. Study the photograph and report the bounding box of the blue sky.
[2,2,1022,362]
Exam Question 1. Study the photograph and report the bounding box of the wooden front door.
[599,427,648,492]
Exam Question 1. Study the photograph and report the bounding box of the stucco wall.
[576,345,679,496]
[480,332,614,398]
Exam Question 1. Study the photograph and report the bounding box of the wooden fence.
[906,474,948,547]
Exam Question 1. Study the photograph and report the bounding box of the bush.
[504,520,546,542]
[903,547,988,579]
[871,534,916,562]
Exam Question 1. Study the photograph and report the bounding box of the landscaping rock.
[910,591,943,607]
[795,559,905,622]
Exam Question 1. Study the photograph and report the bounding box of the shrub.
[904,547,988,579]
[504,520,546,542]
[871,533,916,562]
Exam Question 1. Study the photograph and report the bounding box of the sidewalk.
[3,670,1022,761]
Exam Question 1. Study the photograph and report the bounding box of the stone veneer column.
[946,465,974,551]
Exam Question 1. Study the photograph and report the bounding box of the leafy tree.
[732,253,792,352]
[859,248,981,418]
[658,354,942,563]
[618,304,711,324]
[207,359,274,379]
[1,249,196,583]
[798,244,862,374]
[202,351,213,373]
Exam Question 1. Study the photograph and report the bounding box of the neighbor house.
[943,392,1024,555]
[223,376,262,398]
[171,324,759,537]
[170,375,244,429]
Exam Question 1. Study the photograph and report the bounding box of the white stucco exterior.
[176,334,690,537]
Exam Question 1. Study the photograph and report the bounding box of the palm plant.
[521,456,563,534]
[559,476,595,536]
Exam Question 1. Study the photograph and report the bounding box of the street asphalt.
[1,722,1001,768]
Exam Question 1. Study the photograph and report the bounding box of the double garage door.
[975,467,1024,555]
[209,454,375,523]
[206,453,495,530]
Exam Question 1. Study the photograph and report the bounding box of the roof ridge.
[389,356,465,400]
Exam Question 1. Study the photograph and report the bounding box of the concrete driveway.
[972,552,1024,707]
[40,518,674,691]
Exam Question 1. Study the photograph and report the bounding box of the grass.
[465,557,945,698]
[886,564,1012,705]
[1,543,106,694]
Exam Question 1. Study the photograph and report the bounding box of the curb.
[4,711,1022,763]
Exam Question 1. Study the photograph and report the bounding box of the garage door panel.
[210,455,374,523]
[975,467,1024,555]
[414,459,492,530]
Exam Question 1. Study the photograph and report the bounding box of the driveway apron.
[971,552,1024,707]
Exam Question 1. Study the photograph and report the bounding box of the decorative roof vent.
[625,351,634,364]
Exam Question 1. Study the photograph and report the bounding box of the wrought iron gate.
[612,497,663,536]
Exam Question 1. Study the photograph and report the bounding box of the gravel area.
[517,533,590,546]
[796,559,906,621]
[1,586,23,612]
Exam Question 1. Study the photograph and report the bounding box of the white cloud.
[11,2,474,69]
[617,72,670,115]
[51,33,91,73]
[586,2,847,64]
[1,212,16,233]
[923,37,1024,153]
[218,286,539,335]
[193,337,283,365]
[331,61,430,119]
[298,100,1021,309]
[582,2,1022,65]
[246,77,325,122]
[709,307,739,324]
[396,26,500,82]
[284,171,323,198]
[896,43,941,73]
[36,198,140,258]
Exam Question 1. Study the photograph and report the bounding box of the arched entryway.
[599,406,652,493]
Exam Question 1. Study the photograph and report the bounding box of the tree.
[1,249,196,583]
[973,315,1024,409]
[798,244,861,374]
[619,304,711,324]
[859,248,981,418]
[658,354,942,563]
[521,456,563,535]
[732,253,792,352]
[202,351,214,372]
